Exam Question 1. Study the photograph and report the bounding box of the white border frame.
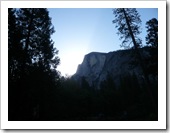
[1,0,166,129]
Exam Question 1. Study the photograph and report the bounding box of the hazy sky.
[48,8,158,76]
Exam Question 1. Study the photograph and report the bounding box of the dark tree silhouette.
[16,8,60,73]
[146,18,158,48]
[112,8,142,49]
[145,18,158,79]
[8,8,60,121]
[8,8,23,82]
[112,8,157,116]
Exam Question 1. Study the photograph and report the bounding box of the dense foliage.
[8,8,60,120]
[43,72,158,121]
[144,18,158,82]
[146,18,158,48]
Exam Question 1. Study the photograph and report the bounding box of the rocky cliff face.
[73,48,151,89]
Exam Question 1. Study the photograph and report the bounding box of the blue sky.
[48,8,158,76]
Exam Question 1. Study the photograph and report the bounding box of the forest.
[8,8,158,121]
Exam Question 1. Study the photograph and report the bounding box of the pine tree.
[112,8,142,49]
[8,8,60,120]
[145,18,158,78]
[16,8,60,73]
[112,8,150,84]
[112,8,147,84]
[8,8,23,81]
[112,8,157,114]
[146,18,158,48]
[8,8,24,120]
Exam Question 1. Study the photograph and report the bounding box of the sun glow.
[57,47,87,76]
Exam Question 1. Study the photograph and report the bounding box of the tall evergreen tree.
[145,18,158,78]
[8,8,23,81]
[16,8,60,73]
[146,18,158,48]
[112,8,151,83]
[8,8,60,120]
[112,8,147,83]
[112,8,142,49]
[112,8,157,114]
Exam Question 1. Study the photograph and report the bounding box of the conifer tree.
[112,8,157,114]
[8,8,60,120]
[112,8,142,49]
[145,18,158,77]
[146,18,158,48]
[8,8,23,81]
[16,8,60,73]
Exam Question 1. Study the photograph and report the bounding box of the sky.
[48,8,158,76]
